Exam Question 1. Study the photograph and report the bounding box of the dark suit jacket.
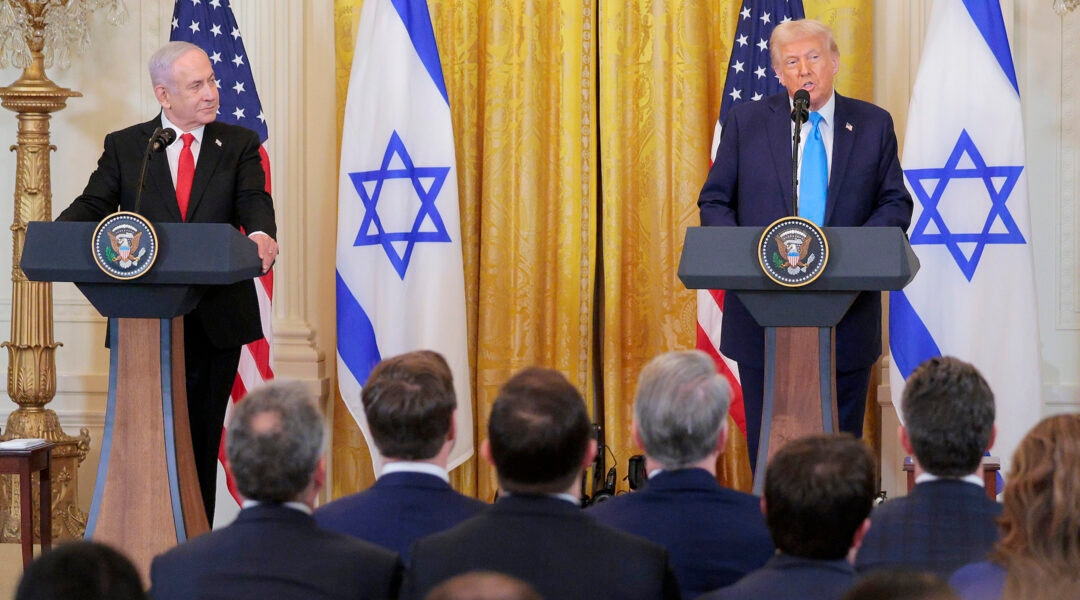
[588,468,774,598]
[314,471,488,562]
[401,494,681,600]
[698,92,912,369]
[855,479,1001,578]
[58,117,276,348]
[699,554,855,600]
[148,504,402,600]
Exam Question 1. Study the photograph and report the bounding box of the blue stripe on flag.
[962,0,1018,94]
[389,0,449,106]
[888,290,942,379]
[336,270,382,384]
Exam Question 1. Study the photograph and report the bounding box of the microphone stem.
[792,113,805,218]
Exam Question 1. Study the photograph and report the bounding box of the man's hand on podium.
[249,232,278,273]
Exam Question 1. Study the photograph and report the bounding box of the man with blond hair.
[698,18,913,470]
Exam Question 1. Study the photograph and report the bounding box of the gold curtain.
[331,0,875,499]
[331,0,598,501]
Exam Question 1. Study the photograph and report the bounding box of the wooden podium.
[679,226,918,494]
[21,221,262,576]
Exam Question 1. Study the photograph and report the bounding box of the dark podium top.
[21,221,262,319]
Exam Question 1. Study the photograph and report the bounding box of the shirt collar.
[160,113,206,146]
[380,461,450,483]
[915,472,985,488]
[240,499,313,514]
[789,91,836,127]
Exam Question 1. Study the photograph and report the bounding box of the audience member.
[842,570,958,600]
[15,541,146,600]
[950,414,1080,600]
[856,356,1000,577]
[315,350,487,561]
[589,350,774,597]
[424,572,541,600]
[402,367,681,600]
[149,380,402,600]
[701,434,876,600]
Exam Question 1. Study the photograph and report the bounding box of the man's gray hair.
[634,350,731,470]
[226,380,325,503]
[148,41,206,88]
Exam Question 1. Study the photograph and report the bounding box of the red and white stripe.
[215,145,275,525]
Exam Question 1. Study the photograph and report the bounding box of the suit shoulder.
[837,94,895,123]
[208,121,262,143]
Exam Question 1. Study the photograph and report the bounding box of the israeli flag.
[336,0,473,472]
[889,0,1041,473]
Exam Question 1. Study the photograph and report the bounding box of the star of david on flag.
[348,131,452,280]
[335,0,473,473]
[889,0,1041,476]
[906,129,1025,281]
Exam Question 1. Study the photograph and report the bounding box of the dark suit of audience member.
[316,351,486,562]
[841,570,959,600]
[402,367,681,600]
[701,434,876,600]
[149,381,401,600]
[57,41,280,523]
[856,357,1001,579]
[697,18,912,469]
[589,351,774,598]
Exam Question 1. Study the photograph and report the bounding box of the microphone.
[134,127,176,215]
[150,127,177,153]
[791,89,810,123]
[790,89,811,217]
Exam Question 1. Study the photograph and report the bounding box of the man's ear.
[154,85,170,109]
[581,439,598,471]
[447,412,457,443]
[987,424,997,453]
[312,456,327,492]
[851,518,872,551]
[899,425,915,456]
[480,439,494,467]
[716,422,729,454]
[631,420,644,450]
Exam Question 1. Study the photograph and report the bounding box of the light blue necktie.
[799,111,827,225]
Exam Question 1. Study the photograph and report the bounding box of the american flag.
[699,0,804,437]
[170,0,275,524]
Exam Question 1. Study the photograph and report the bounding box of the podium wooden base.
[86,317,208,579]
[754,326,839,495]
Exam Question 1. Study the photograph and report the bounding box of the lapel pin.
[845,122,853,132]
[215,138,222,147]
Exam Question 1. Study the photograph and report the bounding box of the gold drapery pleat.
[331,0,597,501]
[331,0,875,500]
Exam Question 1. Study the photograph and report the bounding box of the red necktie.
[176,133,195,221]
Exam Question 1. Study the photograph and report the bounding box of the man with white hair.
[589,350,774,598]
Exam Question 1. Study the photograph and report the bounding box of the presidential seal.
[92,212,158,280]
[758,217,829,287]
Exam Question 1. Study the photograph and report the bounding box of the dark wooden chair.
[903,455,1000,499]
